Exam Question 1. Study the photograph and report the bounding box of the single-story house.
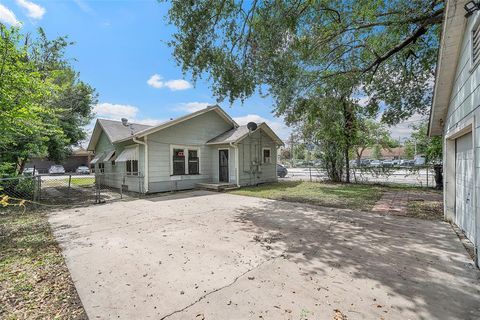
[358,147,406,160]
[87,105,284,193]
[25,148,92,173]
[428,0,479,266]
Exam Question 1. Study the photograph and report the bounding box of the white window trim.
[471,13,480,72]
[170,145,201,175]
[262,147,272,164]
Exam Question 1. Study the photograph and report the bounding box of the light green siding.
[147,111,234,192]
[237,129,278,186]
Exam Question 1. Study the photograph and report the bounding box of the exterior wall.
[93,132,144,193]
[237,129,278,186]
[147,111,234,192]
[443,12,480,266]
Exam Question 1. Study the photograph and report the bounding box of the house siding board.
[146,111,234,191]
[237,130,278,186]
[443,13,480,266]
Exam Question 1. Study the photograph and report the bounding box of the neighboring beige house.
[358,147,406,160]
[87,105,284,193]
[429,0,479,266]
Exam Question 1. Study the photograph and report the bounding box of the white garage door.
[455,132,475,243]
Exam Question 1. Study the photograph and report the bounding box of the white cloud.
[175,102,211,113]
[15,0,45,19]
[0,4,21,26]
[147,74,192,91]
[92,102,165,126]
[233,114,291,141]
[73,0,95,15]
[93,103,139,119]
[388,113,427,142]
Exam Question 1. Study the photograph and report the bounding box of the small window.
[126,160,138,175]
[173,148,186,175]
[98,162,105,173]
[188,150,199,174]
[111,152,116,166]
[263,148,271,164]
[473,21,480,68]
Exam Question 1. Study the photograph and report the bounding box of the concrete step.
[196,183,239,191]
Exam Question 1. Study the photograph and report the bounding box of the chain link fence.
[0,173,144,211]
[279,161,440,188]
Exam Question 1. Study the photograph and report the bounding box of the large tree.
[0,25,97,174]
[163,0,442,123]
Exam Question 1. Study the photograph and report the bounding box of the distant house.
[87,105,284,193]
[428,0,479,266]
[25,148,92,173]
[358,147,406,160]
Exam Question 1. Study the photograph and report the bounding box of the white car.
[23,167,38,176]
[370,160,382,167]
[76,166,90,174]
[48,165,65,174]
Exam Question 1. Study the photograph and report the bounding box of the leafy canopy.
[163,0,443,124]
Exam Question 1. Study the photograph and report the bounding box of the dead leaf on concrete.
[333,309,347,320]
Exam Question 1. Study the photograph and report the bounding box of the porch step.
[196,182,239,191]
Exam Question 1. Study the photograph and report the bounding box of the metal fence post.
[309,166,312,182]
[426,166,429,188]
[67,174,72,198]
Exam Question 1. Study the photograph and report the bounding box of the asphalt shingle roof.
[98,119,152,142]
[207,125,250,144]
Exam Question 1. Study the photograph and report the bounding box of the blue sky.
[0,0,416,142]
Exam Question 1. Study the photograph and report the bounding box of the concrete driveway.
[49,191,480,320]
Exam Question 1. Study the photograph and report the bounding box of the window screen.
[188,150,199,174]
[263,148,271,163]
[126,160,138,175]
[173,148,185,175]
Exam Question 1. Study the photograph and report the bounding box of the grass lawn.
[230,180,385,211]
[230,180,443,217]
[0,210,86,319]
[69,177,95,187]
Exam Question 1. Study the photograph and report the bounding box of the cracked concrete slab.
[49,190,480,320]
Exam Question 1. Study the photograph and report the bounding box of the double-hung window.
[98,162,105,173]
[262,148,271,164]
[171,146,200,175]
[126,160,138,175]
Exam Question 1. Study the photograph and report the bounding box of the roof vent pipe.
[121,118,128,126]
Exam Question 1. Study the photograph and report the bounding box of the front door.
[219,149,229,183]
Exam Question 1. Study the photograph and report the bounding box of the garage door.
[455,132,475,243]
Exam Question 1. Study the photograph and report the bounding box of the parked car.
[23,167,37,176]
[400,159,415,166]
[48,165,65,174]
[392,159,401,166]
[382,160,394,167]
[76,166,90,174]
[370,160,382,167]
[276,164,288,178]
[414,156,426,166]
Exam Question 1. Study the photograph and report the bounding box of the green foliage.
[404,122,442,162]
[163,0,442,123]
[0,25,96,172]
[354,119,392,160]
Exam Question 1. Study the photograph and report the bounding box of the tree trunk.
[342,100,354,183]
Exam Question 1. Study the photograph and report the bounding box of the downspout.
[133,136,149,193]
[230,142,240,187]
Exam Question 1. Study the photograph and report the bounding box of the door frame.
[218,148,229,183]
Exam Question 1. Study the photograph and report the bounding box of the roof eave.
[429,0,469,137]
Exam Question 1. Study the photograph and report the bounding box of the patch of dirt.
[0,212,87,319]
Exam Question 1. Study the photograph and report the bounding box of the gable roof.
[87,105,239,150]
[115,105,238,143]
[87,119,152,151]
[207,122,284,146]
[429,0,469,136]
